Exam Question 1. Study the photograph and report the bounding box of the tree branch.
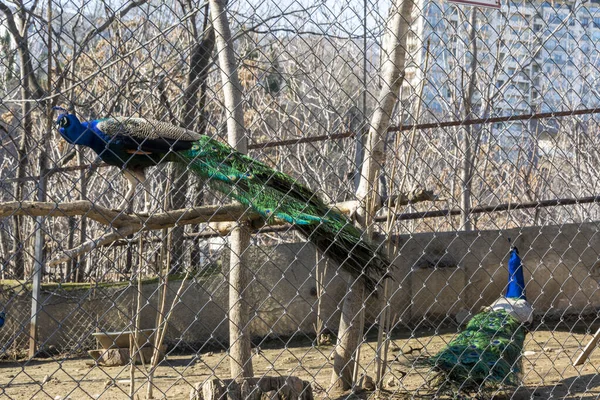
[0,2,23,42]
[79,0,150,53]
[0,0,45,99]
[0,200,253,229]
[0,188,437,266]
[51,0,152,101]
[0,192,437,231]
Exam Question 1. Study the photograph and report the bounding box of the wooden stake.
[574,326,600,366]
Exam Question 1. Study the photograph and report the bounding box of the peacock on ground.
[430,242,533,394]
[54,111,389,292]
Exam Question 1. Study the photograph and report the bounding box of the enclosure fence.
[2,0,600,398]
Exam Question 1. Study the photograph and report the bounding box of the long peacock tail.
[430,245,530,392]
[181,136,389,292]
[431,310,526,391]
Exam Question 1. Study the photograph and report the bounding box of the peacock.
[0,311,5,328]
[430,242,532,393]
[54,110,389,291]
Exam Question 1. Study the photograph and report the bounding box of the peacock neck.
[77,121,108,156]
[506,249,527,300]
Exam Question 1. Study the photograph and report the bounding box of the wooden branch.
[0,201,135,227]
[0,189,437,266]
[51,226,137,266]
[574,326,600,366]
[77,0,151,58]
[1,193,434,227]
[0,2,23,42]
[383,189,437,207]
[0,200,255,229]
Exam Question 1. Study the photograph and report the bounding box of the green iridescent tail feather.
[431,309,526,391]
[52,113,389,290]
[182,136,389,292]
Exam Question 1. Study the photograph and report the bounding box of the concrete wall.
[2,222,600,351]
[393,223,600,326]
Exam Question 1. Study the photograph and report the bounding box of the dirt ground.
[1,327,599,400]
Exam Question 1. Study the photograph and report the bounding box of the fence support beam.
[28,215,44,358]
[29,139,48,358]
[29,135,47,358]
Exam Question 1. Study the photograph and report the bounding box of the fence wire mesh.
[1,0,600,398]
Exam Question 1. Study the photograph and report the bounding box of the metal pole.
[29,176,46,358]
[29,0,52,356]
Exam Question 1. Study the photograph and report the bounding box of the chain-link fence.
[2,0,600,398]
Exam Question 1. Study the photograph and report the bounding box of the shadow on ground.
[511,373,600,400]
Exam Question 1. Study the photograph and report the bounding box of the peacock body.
[55,113,389,291]
[0,311,5,328]
[431,246,532,392]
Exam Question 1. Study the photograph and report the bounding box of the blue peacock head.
[506,238,526,300]
[53,107,85,144]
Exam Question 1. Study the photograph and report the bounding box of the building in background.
[403,0,600,154]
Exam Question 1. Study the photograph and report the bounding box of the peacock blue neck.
[58,116,95,147]
[81,120,111,153]
[61,119,111,159]
[506,248,527,300]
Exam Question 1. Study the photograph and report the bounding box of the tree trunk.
[459,8,478,232]
[330,0,414,391]
[460,126,473,231]
[354,0,414,218]
[76,149,88,282]
[168,166,188,274]
[0,2,47,279]
[30,6,53,357]
[209,0,254,379]
[11,124,27,279]
[12,36,34,279]
[330,281,364,390]
[0,7,45,280]
[170,14,216,275]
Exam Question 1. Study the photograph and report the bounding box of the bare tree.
[331,0,415,390]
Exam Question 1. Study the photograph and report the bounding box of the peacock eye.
[59,117,70,128]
